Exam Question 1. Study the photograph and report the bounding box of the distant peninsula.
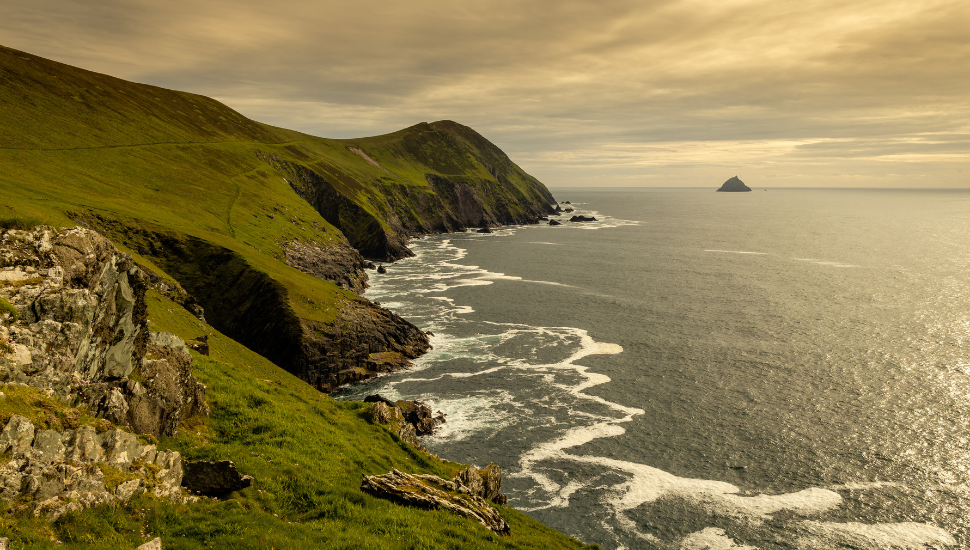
[717,176,752,192]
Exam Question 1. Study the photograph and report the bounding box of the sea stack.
[717,176,751,192]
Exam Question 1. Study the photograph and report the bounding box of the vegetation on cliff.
[0,45,587,548]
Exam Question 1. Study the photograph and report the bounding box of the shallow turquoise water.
[337,188,970,549]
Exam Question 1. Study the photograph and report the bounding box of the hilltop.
[0,45,594,549]
[716,176,751,192]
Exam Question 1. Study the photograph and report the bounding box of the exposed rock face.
[549,219,562,226]
[361,469,510,535]
[453,463,508,505]
[717,176,752,192]
[569,215,597,222]
[365,395,446,448]
[300,301,431,393]
[0,227,208,437]
[0,414,193,521]
[284,241,369,295]
[256,122,557,262]
[69,216,431,395]
[181,460,253,496]
[476,227,493,234]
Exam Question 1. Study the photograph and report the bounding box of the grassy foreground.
[0,289,596,549]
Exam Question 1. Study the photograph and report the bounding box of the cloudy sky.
[4,0,968,187]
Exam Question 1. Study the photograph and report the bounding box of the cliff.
[0,45,595,549]
[0,44,555,393]
[716,176,752,192]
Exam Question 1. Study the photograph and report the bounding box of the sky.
[3,0,968,187]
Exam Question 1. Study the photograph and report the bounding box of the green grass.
[0,296,16,321]
[0,290,598,549]
[0,44,585,549]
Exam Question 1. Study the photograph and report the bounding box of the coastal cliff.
[0,44,555,394]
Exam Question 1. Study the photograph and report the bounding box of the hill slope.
[0,44,556,392]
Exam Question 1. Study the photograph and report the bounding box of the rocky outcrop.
[257,123,557,262]
[69,215,431,395]
[0,226,208,437]
[569,215,597,222]
[300,301,431,393]
[284,241,369,295]
[0,414,193,521]
[549,219,561,226]
[453,463,508,505]
[365,395,445,448]
[716,176,752,192]
[360,469,510,535]
[181,460,253,496]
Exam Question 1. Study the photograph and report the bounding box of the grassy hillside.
[0,45,581,548]
[0,289,596,549]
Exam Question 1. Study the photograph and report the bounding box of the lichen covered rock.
[0,414,194,521]
[0,226,208,437]
[361,469,510,535]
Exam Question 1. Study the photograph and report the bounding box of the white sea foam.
[355,230,949,550]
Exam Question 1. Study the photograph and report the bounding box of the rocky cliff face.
[0,227,208,437]
[257,122,557,261]
[0,413,191,521]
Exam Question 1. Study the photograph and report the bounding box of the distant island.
[717,176,752,192]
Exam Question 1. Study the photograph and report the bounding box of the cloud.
[2,0,968,186]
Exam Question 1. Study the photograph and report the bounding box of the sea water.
[335,188,970,549]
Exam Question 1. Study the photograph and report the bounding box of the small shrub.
[62,408,81,429]
[94,418,113,433]
[0,297,17,321]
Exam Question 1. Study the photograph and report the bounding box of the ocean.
[335,187,970,549]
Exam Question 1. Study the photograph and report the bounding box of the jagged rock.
[563,208,574,213]
[0,536,8,549]
[0,227,208,437]
[366,397,445,449]
[361,469,510,534]
[0,414,35,455]
[181,460,253,496]
[185,335,209,356]
[549,219,562,226]
[716,176,752,192]
[476,227,493,234]
[453,463,508,505]
[569,215,597,222]
[284,242,369,294]
[377,265,387,274]
[0,415,194,520]
[138,538,162,550]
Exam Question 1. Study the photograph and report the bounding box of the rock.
[181,460,253,496]
[0,227,208,437]
[0,537,8,550]
[361,469,510,535]
[476,227,492,234]
[364,394,397,407]
[563,208,574,213]
[376,265,387,274]
[549,220,561,226]
[569,215,597,222]
[453,463,507,505]
[137,537,162,550]
[563,201,571,204]
[0,414,35,456]
[395,400,440,436]
[185,335,209,356]
[716,176,752,192]
[284,242,369,294]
